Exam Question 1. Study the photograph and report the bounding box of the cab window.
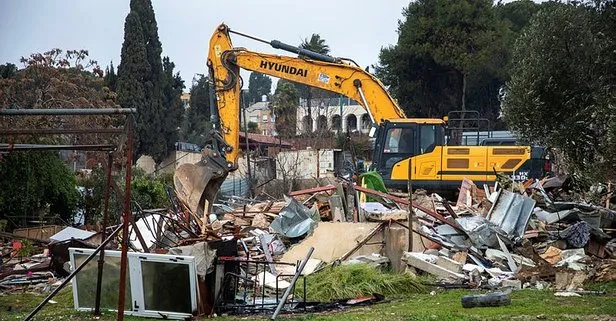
[384,128,413,153]
[419,125,437,154]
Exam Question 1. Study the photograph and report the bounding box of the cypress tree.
[103,61,117,91]
[161,57,184,154]
[116,12,147,144]
[117,0,166,162]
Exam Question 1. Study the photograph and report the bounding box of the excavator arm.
[174,23,406,220]
[208,23,406,165]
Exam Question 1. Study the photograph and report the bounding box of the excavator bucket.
[173,149,229,218]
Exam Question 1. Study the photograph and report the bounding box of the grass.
[0,287,141,321]
[299,263,426,301]
[2,282,616,321]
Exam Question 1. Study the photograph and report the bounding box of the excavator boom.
[173,23,405,220]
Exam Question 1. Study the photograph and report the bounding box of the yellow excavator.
[173,23,548,216]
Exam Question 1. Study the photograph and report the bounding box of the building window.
[346,114,357,132]
[302,116,313,134]
[316,115,328,132]
[361,113,371,130]
[331,115,341,130]
[262,115,268,122]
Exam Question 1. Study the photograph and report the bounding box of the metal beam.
[0,108,136,116]
[0,128,124,135]
[23,223,124,321]
[0,144,116,151]
[117,116,134,321]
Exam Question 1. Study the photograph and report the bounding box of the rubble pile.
[403,176,616,292]
[1,234,66,295]
[3,172,616,319]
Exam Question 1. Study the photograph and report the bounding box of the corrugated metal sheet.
[487,190,536,240]
[220,177,249,198]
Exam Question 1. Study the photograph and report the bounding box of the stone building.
[296,97,372,135]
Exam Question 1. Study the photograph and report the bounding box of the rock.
[501,279,522,290]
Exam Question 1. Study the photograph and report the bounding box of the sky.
[0,0,412,92]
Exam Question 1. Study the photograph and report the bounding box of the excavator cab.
[371,119,446,189]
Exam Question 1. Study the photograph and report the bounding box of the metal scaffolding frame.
[0,108,139,321]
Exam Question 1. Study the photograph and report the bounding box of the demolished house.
[3,171,616,319]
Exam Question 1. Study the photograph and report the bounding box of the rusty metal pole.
[94,152,113,315]
[116,117,134,321]
[407,151,415,252]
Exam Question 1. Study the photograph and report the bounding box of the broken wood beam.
[288,185,337,196]
[354,185,464,233]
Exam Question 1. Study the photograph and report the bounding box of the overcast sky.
[0,0,414,91]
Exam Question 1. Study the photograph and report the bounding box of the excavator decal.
[258,61,308,77]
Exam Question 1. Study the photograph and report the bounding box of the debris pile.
[3,172,616,319]
[401,176,616,292]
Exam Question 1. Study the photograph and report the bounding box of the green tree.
[247,121,259,133]
[116,11,149,150]
[297,34,333,128]
[0,63,17,79]
[103,61,118,91]
[0,49,117,142]
[377,0,509,121]
[272,79,299,137]
[117,0,166,162]
[247,72,272,105]
[502,2,615,179]
[495,0,541,33]
[161,56,184,154]
[181,75,211,146]
[130,168,169,209]
[0,49,119,229]
[0,151,79,229]
[301,34,330,54]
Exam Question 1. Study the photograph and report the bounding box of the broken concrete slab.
[452,251,468,265]
[251,213,270,229]
[463,263,485,274]
[252,271,290,290]
[277,258,324,276]
[345,254,390,269]
[435,256,463,273]
[501,279,522,290]
[280,222,382,264]
[554,271,587,291]
[485,248,536,267]
[561,248,586,260]
[402,252,466,280]
[359,202,407,221]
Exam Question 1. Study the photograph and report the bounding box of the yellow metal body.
[390,146,531,184]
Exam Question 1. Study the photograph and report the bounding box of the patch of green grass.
[299,263,426,302]
[0,287,142,321]
[272,288,616,321]
[586,280,616,292]
[3,282,616,321]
